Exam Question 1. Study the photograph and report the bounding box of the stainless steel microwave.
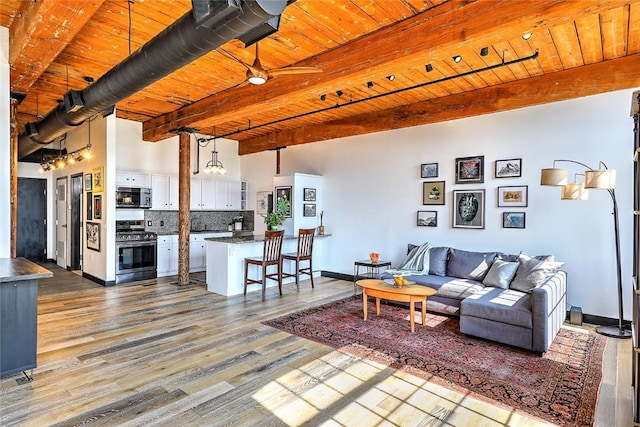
[116,187,152,208]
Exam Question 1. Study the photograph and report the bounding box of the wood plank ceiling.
[4,0,640,157]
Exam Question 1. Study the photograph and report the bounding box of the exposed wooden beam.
[142,0,633,143]
[238,54,640,154]
[9,0,106,93]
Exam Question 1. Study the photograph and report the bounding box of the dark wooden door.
[70,173,83,270]
[17,178,47,261]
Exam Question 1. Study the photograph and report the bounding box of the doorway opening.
[17,178,47,261]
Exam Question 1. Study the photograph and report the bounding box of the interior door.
[16,178,47,260]
[70,173,83,270]
[56,177,68,269]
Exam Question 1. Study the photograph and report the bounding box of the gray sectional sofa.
[380,245,567,353]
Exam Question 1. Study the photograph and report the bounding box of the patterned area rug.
[263,296,606,426]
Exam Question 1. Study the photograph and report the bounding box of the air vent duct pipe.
[17,0,286,159]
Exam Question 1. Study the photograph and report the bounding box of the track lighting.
[425,64,433,72]
[367,81,374,88]
[336,90,343,97]
[522,32,532,40]
[320,94,326,101]
[452,55,462,63]
[386,75,395,81]
[480,47,489,56]
[39,143,92,173]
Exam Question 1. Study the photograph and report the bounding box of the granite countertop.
[155,229,234,236]
[205,233,331,244]
[0,258,53,283]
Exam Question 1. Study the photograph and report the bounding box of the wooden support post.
[177,132,191,285]
[276,148,281,175]
[10,98,18,258]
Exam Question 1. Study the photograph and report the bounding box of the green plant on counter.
[233,216,243,223]
[264,196,290,230]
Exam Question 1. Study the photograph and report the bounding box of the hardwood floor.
[0,264,633,426]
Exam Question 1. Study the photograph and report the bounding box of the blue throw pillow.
[429,247,449,276]
[482,259,519,289]
[446,248,498,281]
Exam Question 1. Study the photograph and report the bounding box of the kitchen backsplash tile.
[145,210,254,233]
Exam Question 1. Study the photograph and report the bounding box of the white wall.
[242,89,637,320]
[0,27,9,258]
[115,119,240,180]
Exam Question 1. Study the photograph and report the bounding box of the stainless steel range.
[115,220,157,284]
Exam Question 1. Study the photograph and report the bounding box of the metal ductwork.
[17,0,287,160]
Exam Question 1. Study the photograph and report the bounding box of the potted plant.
[232,215,243,231]
[264,197,290,231]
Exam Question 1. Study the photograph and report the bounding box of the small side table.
[353,259,392,295]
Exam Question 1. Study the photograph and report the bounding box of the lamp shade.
[540,168,568,186]
[561,183,589,200]
[584,169,616,189]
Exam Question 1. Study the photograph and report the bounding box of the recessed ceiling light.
[452,55,462,63]
[425,64,433,72]
[386,75,395,81]
[522,32,532,40]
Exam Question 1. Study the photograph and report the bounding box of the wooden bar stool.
[244,230,284,301]
[282,228,316,290]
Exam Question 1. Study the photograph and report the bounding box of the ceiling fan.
[219,43,322,86]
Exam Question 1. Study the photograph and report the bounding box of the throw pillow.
[498,252,555,262]
[429,247,449,276]
[482,259,519,289]
[510,254,565,292]
[446,248,498,281]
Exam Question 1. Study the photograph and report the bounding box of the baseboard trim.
[321,271,353,282]
[82,272,116,287]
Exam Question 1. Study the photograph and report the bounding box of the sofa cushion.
[461,287,532,329]
[510,253,565,293]
[498,252,554,262]
[446,248,497,281]
[482,259,519,289]
[429,247,449,276]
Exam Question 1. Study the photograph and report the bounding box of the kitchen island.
[205,233,331,296]
[1,258,52,379]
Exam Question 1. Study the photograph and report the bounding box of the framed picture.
[303,188,316,201]
[453,189,485,229]
[86,222,100,252]
[93,194,102,220]
[423,181,445,205]
[86,191,93,220]
[455,155,484,184]
[92,166,104,193]
[503,212,526,229]
[256,191,271,216]
[495,158,522,178]
[84,173,92,191]
[421,163,438,178]
[497,185,528,207]
[303,203,316,217]
[417,210,437,227]
[274,186,292,217]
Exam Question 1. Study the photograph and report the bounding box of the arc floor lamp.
[540,160,630,338]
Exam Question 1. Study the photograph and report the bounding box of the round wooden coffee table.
[355,279,436,332]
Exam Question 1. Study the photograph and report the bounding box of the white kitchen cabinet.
[190,178,202,210]
[189,234,206,272]
[116,171,151,188]
[157,235,176,277]
[151,175,179,210]
[215,180,242,210]
[200,180,216,210]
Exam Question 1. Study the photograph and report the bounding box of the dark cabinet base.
[1,279,38,378]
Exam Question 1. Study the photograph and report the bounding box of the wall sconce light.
[480,47,489,56]
[452,55,462,63]
[367,81,374,88]
[425,64,433,72]
[386,75,395,81]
